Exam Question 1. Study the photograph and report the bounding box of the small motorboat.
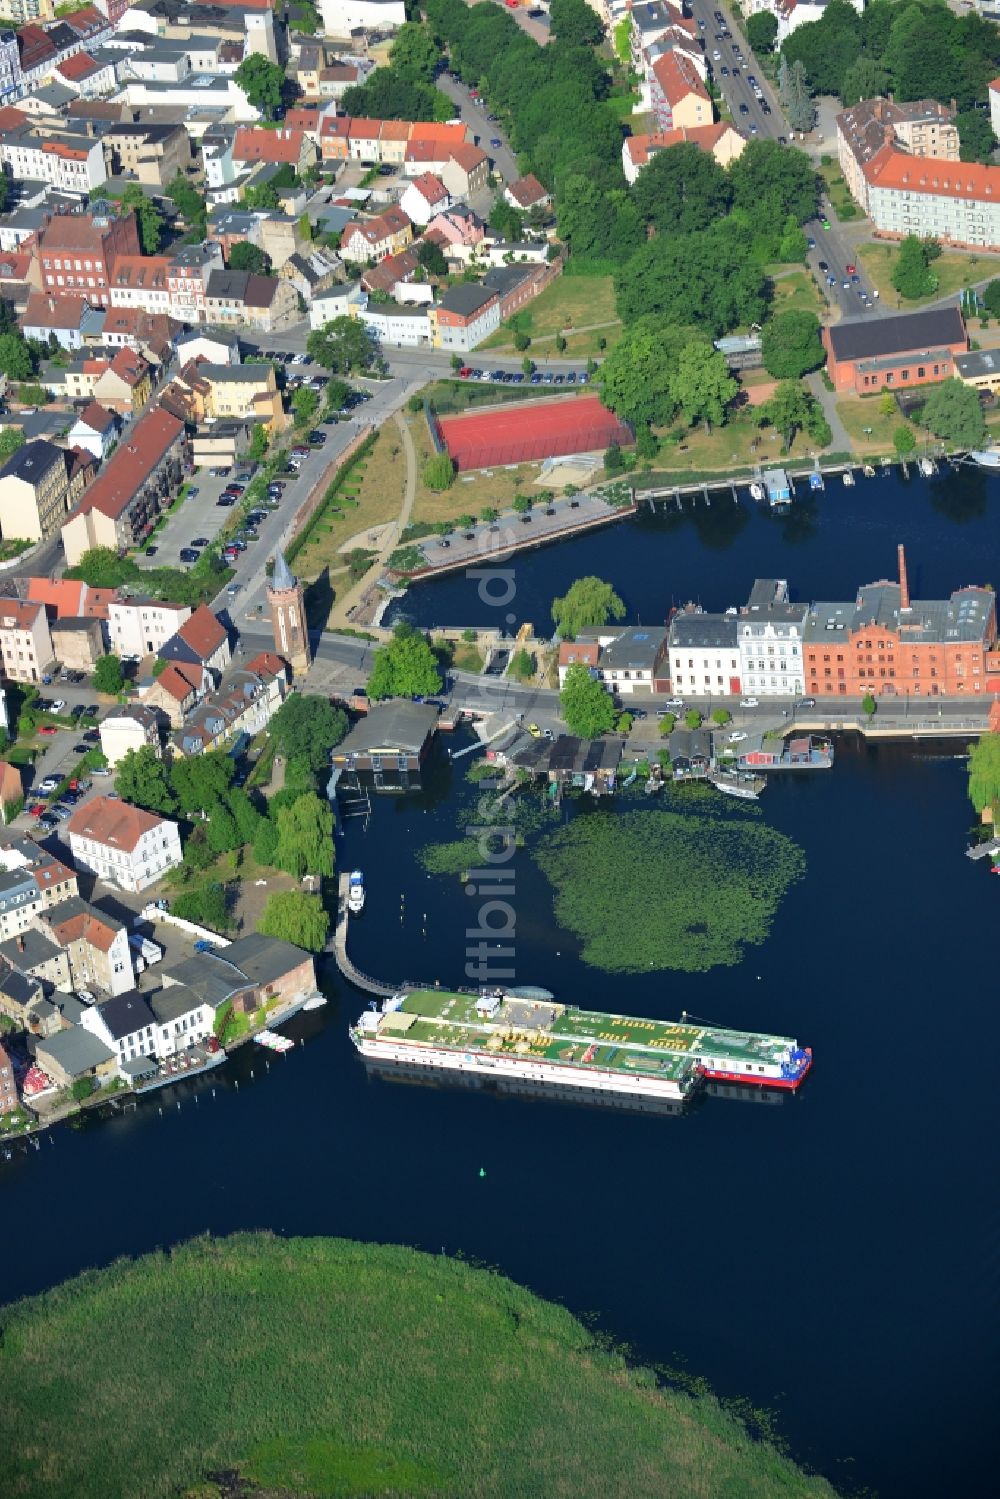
[348,870,365,914]
[918,457,936,477]
[749,481,765,501]
[809,471,824,491]
[863,463,875,478]
[842,470,855,487]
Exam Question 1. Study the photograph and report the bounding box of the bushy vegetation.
[0,1233,836,1499]
[535,805,806,972]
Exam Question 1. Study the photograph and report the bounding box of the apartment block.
[0,437,70,540]
[67,794,182,892]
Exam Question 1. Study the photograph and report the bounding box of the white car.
[662,697,684,710]
[50,699,66,712]
[740,697,759,708]
[291,353,306,364]
[728,730,748,743]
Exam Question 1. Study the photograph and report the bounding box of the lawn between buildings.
[481,274,620,352]
[856,241,989,308]
[0,1233,837,1499]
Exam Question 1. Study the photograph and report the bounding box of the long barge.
[350,988,812,1105]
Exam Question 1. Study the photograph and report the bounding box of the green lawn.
[604,89,639,121]
[482,274,620,350]
[818,162,863,224]
[643,407,829,475]
[857,242,989,307]
[835,398,920,456]
[769,267,826,319]
[0,1233,838,1499]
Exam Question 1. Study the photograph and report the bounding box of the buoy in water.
[479,1167,486,1178]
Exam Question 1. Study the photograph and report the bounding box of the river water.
[2,466,998,1499]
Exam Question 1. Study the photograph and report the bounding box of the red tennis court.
[436,394,632,472]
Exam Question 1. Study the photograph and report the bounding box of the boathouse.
[512,734,622,794]
[332,699,439,790]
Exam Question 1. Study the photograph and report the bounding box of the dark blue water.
[1,732,996,1499]
[388,466,998,631]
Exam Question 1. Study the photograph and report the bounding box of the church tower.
[267,549,311,678]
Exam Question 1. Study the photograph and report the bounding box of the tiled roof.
[651,50,709,106]
[45,897,120,954]
[233,127,305,164]
[864,141,1000,202]
[71,405,183,523]
[39,212,120,252]
[447,142,487,171]
[67,794,170,853]
[174,604,227,661]
[506,174,548,208]
[23,292,89,330]
[106,347,150,387]
[154,661,203,703]
[409,172,448,204]
[21,578,114,620]
[76,401,118,435]
[625,123,737,166]
[244,650,286,679]
[57,51,101,82]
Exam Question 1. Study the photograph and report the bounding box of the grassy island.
[0,1233,835,1499]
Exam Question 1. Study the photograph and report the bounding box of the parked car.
[217,495,237,506]
[189,536,209,548]
[51,699,66,712]
[144,544,158,556]
[73,742,90,753]
[91,766,112,776]
[798,697,817,708]
[663,697,684,710]
[179,547,200,563]
[728,731,748,743]
[83,729,100,743]
[740,697,759,708]
[527,723,542,737]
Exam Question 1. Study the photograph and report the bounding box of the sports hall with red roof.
[435,395,632,472]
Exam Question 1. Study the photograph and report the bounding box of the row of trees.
[342,21,454,123]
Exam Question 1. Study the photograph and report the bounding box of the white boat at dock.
[254,1029,295,1053]
[918,457,937,477]
[749,481,765,501]
[842,469,855,487]
[302,993,328,1012]
[967,449,1000,468]
[712,776,761,801]
[348,870,365,914]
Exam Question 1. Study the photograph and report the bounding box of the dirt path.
[328,410,416,629]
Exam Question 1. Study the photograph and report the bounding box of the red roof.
[22,578,114,620]
[652,51,709,107]
[409,172,448,205]
[233,127,305,164]
[245,651,286,680]
[67,794,169,853]
[175,605,227,661]
[0,107,28,133]
[107,347,150,388]
[72,406,184,523]
[154,661,202,703]
[506,174,549,209]
[864,141,1000,202]
[23,292,88,330]
[57,51,101,82]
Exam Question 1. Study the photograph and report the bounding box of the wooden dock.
[331,871,398,998]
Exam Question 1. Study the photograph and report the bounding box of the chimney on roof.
[16,934,24,951]
[898,543,910,611]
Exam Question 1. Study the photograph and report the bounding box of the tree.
[367,622,442,700]
[489,196,523,244]
[711,708,731,726]
[513,330,530,352]
[671,342,737,430]
[840,57,890,107]
[892,236,938,300]
[205,801,240,855]
[121,184,163,254]
[616,228,770,335]
[389,21,440,84]
[684,709,702,730]
[0,332,33,382]
[93,654,124,695]
[324,378,352,415]
[292,385,319,428]
[746,11,778,52]
[512,493,533,513]
[269,693,348,772]
[71,1075,95,1103]
[235,55,285,119]
[307,317,375,374]
[560,662,616,738]
[879,392,896,417]
[253,815,279,866]
[862,692,876,719]
[480,506,499,522]
[274,792,335,879]
[521,356,534,376]
[416,238,448,276]
[114,746,177,815]
[551,575,626,638]
[259,890,329,951]
[241,180,281,212]
[423,451,455,491]
[550,0,604,48]
[956,109,997,164]
[0,427,25,461]
[785,58,816,133]
[761,311,825,379]
[167,173,206,233]
[248,425,269,462]
[229,242,271,274]
[893,425,916,456]
[658,713,676,736]
[170,750,235,816]
[631,142,732,236]
[984,280,1000,319]
[968,731,1000,824]
[599,319,699,429]
[174,882,228,931]
[226,787,261,845]
[919,379,987,449]
[778,213,809,264]
[757,380,816,450]
[342,67,443,124]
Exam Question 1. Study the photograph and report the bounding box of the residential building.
[0,437,70,541]
[99,702,163,766]
[101,119,190,185]
[737,579,808,698]
[232,125,315,175]
[150,983,215,1057]
[802,545,996,700]
[558,626,669,697]
[68,400,121,460]
[667,611,743,698]
[22,291,91,350]
[0,127,107,194]
[622,123,746,184]
[359,302,431,347]
[0,598,54,683]
[504,174,551,213]
[173,327,240,367]
[67,795,182,892]
[159,604,231,677]
[0,842,77,942]
[400,173,451,227]
[339,207,414,265]
[61,405,186,565]
[90,346,153,414]
[109,596,192,662]
[404,123,472,177]
[203,267,299,332]
[823,307,968,396]
[139,659,206,726]
[0,1038,17,1115]
[80,988,159,1072]
[319,0,405,32]
[430,284,501,352]
[34,1026,116,1090]
[511,733,623,796]
[49,616,103,672]
[649,51,711,133]
[440,143,489,200]
[161,932,316,1022]
[173,664,285,755]
[56,48,118,97]
[332,700,439,790]
[955,348,1000,395]
[0,29,19,101]
[38,896,134,996]
[37,207,140,306]
[14,576,112,622]
[836,97,959,210]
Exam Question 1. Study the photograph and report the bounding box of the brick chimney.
[898,543,911,611]
[16,934,24,951]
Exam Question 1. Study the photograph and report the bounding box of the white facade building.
[67,796,183,893]
[108,597,191,660]
[667,613,743,699]
[737,579,807,698]
[150,985,216,1058]
[319,0,405,35]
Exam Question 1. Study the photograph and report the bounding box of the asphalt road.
[436,70,519,184]
[690,0,879,320]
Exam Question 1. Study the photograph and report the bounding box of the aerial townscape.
[0,1,998,1497]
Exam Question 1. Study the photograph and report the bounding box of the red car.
[845,263,856,275]
[458,366,472,378]
[38,725,58,736]
[28,802,46,817]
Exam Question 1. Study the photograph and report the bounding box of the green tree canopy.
[389,20,440,83]
[307,317,376,374]
[630,142,732,236]
[423,452,455,491]
[292,385,319,428]
[919,379,987,448]
[416,238,448,276]
[228,242,271,274]
[893,425,916,456]
[167,173,207,232]
[956,109,998,164]
[93,654,124,696]
[269,694,348,772]
[616,227,769,335]
[342,66,446,123]
[550,0,604,47]
[840,57,891,107]
[0,331,34,382]
[235,55,286,119]
[0,427,25,461]
[728,141,818,228]
[984,279,1000,318]
[170,751,236,817]
[115,745,177,815]
[670,342,737,430]
[258,890,330,951]
[746,11,778,52]
[204,802,240,855]
[367,622,443,700]
[253,816,279,866]
[274,792,335,880]
[121,184,164,254]
[968,731,1000,822]
[891,236,938,300]
[551,575,626,639]
[560,662,616,738]
[761,311,825,380]
[757,380,825,450]
[598,320,699,429]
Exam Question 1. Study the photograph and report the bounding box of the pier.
[332,871,399,997]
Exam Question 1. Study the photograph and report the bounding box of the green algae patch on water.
[534,808,806,973]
